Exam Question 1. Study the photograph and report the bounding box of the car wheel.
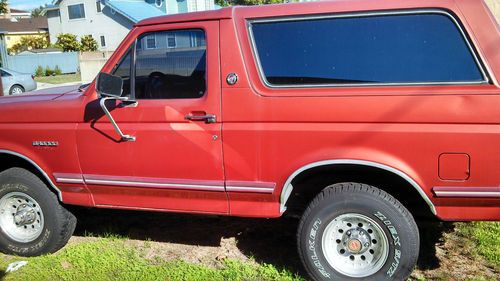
[298,182,419,281]
[0,168,76,256]
[9,85,24,95]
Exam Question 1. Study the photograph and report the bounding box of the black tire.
[298,182,419,281]
[0,168,76,256]
[9,85,24,95]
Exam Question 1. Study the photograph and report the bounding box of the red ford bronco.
[0,0,499,280]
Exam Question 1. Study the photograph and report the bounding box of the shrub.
[55,33,80,52]
[45,66,55,76]
[54,65,62,75]
[35,65,44,77]
[7,35,49,55]
[80,35,98,52]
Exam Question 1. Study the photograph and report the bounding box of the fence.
[79,51,113,83]
[5,52,79,74]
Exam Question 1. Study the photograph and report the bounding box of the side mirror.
[96,72,123,98]
[95,72,136,142]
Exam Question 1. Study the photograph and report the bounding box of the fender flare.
[280,159,436,215]
[0,149,63,201]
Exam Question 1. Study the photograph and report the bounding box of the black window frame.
[100,35,106,47]
[247,9,489,89]
[67,3,86,20]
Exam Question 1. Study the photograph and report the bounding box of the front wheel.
[0,168,76,256]
[298,182,419,281]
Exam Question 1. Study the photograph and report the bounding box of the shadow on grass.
[69,207,454,277]
[0,269,5,280]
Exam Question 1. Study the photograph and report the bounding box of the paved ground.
[36,82,82,91]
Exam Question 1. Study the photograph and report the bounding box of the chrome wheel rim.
[0,192,44,243]
[11,87,23,95]
[322,213,389,278]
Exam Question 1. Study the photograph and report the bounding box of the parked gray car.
[0,68,37,96]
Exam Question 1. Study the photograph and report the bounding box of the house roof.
[0,17,48,33]
[10,9,30,14]
[104,0,165,23]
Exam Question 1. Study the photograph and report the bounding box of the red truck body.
[1,1,499,279]
[0,0,499,223]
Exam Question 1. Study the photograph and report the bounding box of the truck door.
[76,21,227,214]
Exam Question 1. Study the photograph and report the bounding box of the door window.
[135,29,206,99]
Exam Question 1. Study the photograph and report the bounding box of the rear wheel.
[298,182,419,281]
[9,85,24,95]
[0,168,76,256]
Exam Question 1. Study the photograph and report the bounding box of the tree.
[8,35,50,54]
[31,5,45,17]
[80,35,98,52]
[55,33,80,52]
[0,0,8,14]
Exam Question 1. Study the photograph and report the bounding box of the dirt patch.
[68,207,498,280]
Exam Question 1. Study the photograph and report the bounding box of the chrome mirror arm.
[99,96,137,142]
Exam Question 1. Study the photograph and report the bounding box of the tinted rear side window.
[250,12,485,86]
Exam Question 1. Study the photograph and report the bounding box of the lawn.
[35,73,81,84]
[0,219,498,281]
[0,236,301,281]
[456,222,500,270]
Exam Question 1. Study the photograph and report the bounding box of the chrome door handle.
[185,112,216,124]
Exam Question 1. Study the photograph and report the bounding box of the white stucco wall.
[47,0,133,51]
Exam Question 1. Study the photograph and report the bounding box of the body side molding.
[280,159,437,215]
[0,149,63,201]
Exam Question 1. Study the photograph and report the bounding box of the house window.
[167,34,176,48]
[100,35,106,47]
[146,35,156,49]
[155,0,162,7]
[250,11,485,86]
[96,1,102,13]
[68,3,85,20]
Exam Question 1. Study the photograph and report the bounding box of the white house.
[43,0,216,51]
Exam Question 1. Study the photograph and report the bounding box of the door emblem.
[226,73,238,85]
[32,141,59,147]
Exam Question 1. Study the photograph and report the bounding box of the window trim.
[67,3,86,20]
[145,34,157,49]
[100,35,106,47]
[166,33,176,48]
[96,1,102,13]
[247,9,489,89]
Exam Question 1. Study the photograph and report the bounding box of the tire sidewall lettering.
[307,218,332,279]
[374,211,402,278]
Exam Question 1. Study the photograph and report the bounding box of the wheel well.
[284,164,436,220]
[10,84,25,91]
[0,152,61,200]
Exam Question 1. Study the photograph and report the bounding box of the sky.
[8,0,52,11]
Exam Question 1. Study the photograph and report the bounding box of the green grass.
[0,237,302,281]
[456,222,500,269]
[35,73,81,84]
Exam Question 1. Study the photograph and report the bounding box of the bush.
[45,66,55,76]
[7,35,49,55]
[35,65,44,77]
[80,35,98,52]
[55,33,80,52]
[54,65,62,75]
